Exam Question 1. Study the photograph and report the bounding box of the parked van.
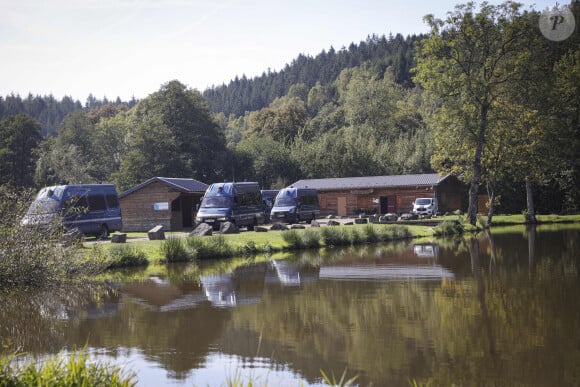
[261,189,279,223]
[195,182,265,230]
[412,197,438,216]
[270,187,320,224]
[22,184,122,238]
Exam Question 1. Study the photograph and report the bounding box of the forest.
[0,1,579,220]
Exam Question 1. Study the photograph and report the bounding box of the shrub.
[185,235,235,259]
[160,237,191,263]
[362,224,380,243]
[302,229,321,249]
[432,221,464,236]
[281,229,303,249]
[320,227,351,246]
[0,187,99,288]
[106,245,148,269]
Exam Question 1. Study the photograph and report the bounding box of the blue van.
[260,189,279,223]
[270,187,320,224]
[195,182,265,230]
[22,184,122,239]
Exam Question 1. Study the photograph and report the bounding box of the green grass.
[86,214,580,270]
[0,348,136,386]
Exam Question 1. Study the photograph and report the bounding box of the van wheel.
[98,224,109,240]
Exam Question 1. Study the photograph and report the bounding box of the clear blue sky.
[0,0,558,102]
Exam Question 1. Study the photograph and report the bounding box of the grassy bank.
[89,213,580,269]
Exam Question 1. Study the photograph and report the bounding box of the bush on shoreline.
[0,187,104,288]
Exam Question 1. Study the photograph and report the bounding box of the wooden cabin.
[119,177,208,231]
[290,173,467,217]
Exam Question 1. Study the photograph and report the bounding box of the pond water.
[1,225,579,386]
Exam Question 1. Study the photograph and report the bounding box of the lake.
[1,225,579,386]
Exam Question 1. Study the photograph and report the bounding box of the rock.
[270,223,288,231]
[111,233,127,243]
[311,220,320,227]
[354,218,368,224]
[379,213,397,222]
[344,221,354,226]
[291,224,305,229]
[327,220,340,226]
[190,223,213,236]
[326,214,335,219]
[219,221,240,234]
[148,225,166,240]
[62,227,83,246]
[369,215,379,223]
[255,226,268,232]
[399,213,417,221]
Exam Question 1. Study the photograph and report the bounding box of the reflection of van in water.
[195,182,265,230]
[270,187,320,224]
[412,197,438,216]
[22,184,122,239]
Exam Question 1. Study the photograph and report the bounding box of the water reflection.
[1,226,579,386]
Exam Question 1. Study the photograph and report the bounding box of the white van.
[412,197,438,216]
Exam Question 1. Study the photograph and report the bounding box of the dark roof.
[290,173,451,191]
[118,177,208,198]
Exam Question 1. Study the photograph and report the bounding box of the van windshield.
[274,197,297,207]
[415,199,432,205]
[26,199,61,215]
[201,196,233,208]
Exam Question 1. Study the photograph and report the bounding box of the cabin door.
[337,197,347,217]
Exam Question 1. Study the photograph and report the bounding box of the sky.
[0,0,560,103]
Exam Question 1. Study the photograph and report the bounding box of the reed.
[0,349,136,386]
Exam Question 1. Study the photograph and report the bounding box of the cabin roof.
[119,177,208,198]
[290,173,451,191]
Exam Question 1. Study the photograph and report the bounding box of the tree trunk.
[468,104,489,226]
[486,183,495,227]
[525,179,537,223]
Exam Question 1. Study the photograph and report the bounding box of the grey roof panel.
[290,173,448,191]
[119,177,208,198]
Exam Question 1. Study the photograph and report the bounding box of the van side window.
[65,195,89,213]
[88,194,107,211]
[106,194,119,208]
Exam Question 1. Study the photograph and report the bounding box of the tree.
[0,114,42,187]
[118,80,228,186]
[414,1,532,225]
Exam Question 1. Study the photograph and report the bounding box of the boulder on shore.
[190,223,213,236]
[219,221,240,234]
[148,225,165,240]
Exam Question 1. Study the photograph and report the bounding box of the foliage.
[0,348,136,386]
[105,244,148,269]
[160,237,192,263]
[0,187,105,288]
[185,235,236,259]
[320,368,359,387]
[0,114,42,187]
[280,229,321,250]
[432,221,464,237]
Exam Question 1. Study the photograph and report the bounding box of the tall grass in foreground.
[185,235,236,259]
[0,349,136,386]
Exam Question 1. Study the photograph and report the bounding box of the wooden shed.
[119,177,208,232]
[291,173,467,217]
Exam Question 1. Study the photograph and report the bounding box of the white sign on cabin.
[153,202,169,211]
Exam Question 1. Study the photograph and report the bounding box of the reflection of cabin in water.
[119,177,208,231]
[290,173,467,217]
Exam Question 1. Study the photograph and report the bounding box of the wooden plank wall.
[120,182,180,231]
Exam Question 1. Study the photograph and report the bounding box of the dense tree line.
[0,93,137,137]
[203,33,422,117]
[0,1,578,219]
